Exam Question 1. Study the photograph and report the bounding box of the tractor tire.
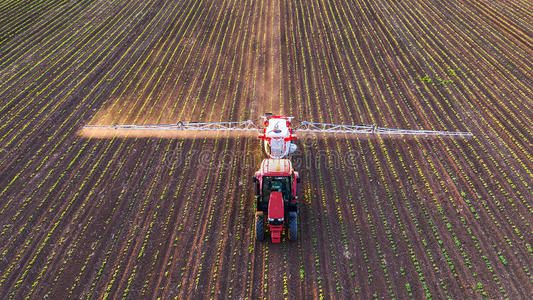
[256,215,264,241]
[289,212,297,241]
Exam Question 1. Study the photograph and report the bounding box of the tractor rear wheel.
[256,213,264,241]
[289,212,297,241]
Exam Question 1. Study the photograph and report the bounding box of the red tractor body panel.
[268,192,284,219]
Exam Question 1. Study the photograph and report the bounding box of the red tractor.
[253,158,299,243]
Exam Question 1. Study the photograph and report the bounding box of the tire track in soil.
[269,0,282,115]
[250,0,282,120]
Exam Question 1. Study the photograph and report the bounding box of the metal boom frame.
[83,119,473,137]
[295,121,473,137]
[84,120,259,131]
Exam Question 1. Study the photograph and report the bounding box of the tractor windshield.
[262,176,291,202]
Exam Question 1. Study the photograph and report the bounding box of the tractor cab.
[253,159,300,243]
[262,176,291,203]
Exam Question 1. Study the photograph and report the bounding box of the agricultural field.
[0,0,531,298]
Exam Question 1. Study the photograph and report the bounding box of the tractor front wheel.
[289,212,297,241]
[256,213,264,241]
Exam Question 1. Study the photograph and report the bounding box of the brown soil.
[0,0,531,299]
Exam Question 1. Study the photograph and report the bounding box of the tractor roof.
[260,158,293,176]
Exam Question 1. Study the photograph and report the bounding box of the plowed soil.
[0,0,531,298]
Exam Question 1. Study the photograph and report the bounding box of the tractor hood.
[268,191,284,220]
